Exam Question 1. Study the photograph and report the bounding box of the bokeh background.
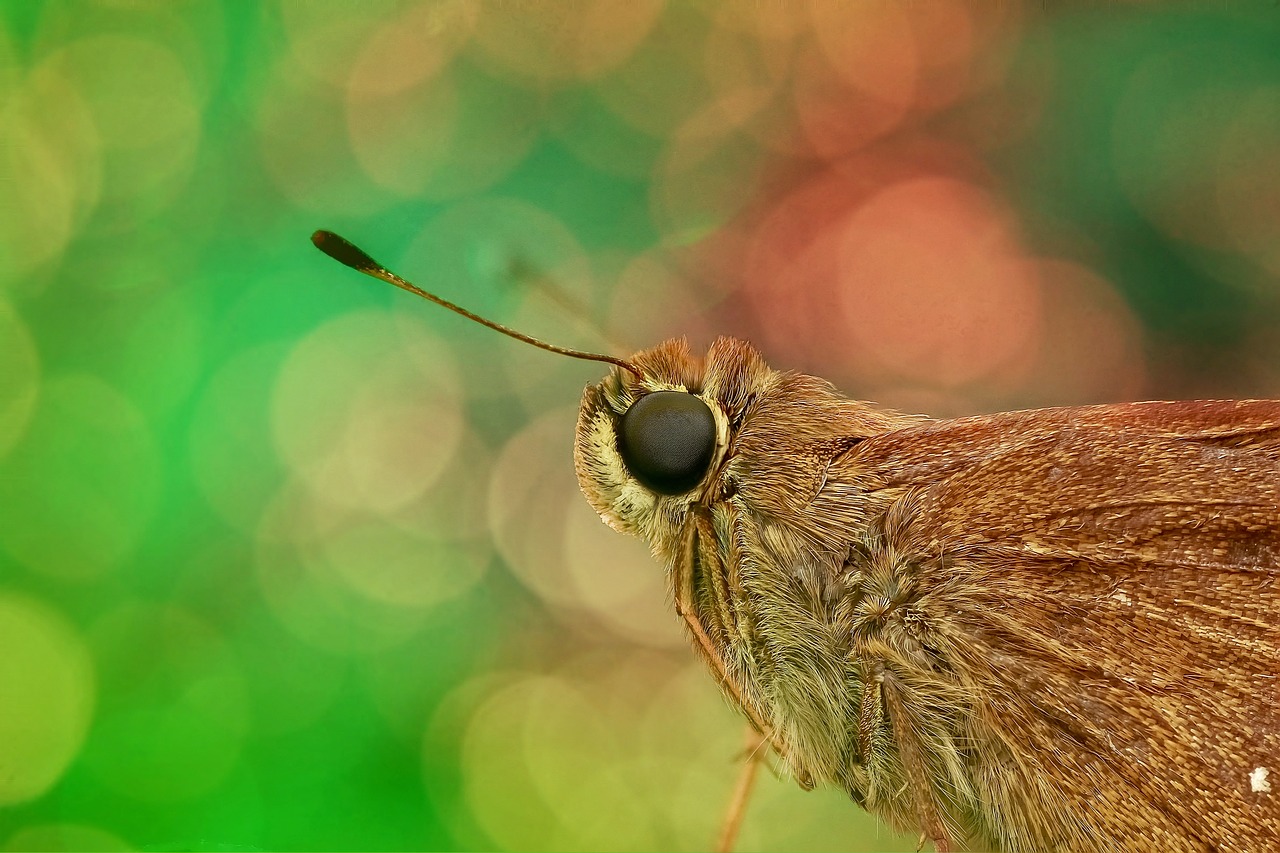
[3,1,1280,850]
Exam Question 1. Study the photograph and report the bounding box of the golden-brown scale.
[575,337,1280,853]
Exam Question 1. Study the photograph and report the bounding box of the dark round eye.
[618,391,717,495]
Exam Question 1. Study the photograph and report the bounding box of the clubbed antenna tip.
[311,229,379,273]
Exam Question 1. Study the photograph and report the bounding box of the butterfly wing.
[829,401,1280,852]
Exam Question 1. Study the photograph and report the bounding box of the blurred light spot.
[562,490,682,648]
[255,482,447,655]
[446,649,842,850]
[457,676,568,849]
[632,663,742,844]
[701,0,810,42]
[0,300,39,461]
[461,674,652,849]
[279,0,404,88]
[363,575,497,743]
[0,58,101,286]
[82,603,248,803]
[487,409,588,612]
[54,36,198,152]
[743,169,870,368]
[702,4,795,104]
[189,343,291,534]
[546,86,663,178]
[650,92,770,244]
[634,656,740,761]
[346,70,456,196]
[423,673,513,849]
[0,374,159,582]
[1113,48,1271,252]
[347,65,539,202]
[272,309,464,513]
[258,57,393,216]
[0,595,94,806]
[861,257,1147,416]
[901,0,980,110]
[594,8,714,137]
[490,408,676,645]
[412,433,494,542]
[909,0,976,70]
[808,0,918,100]
[700,7,807,159]
[347,1,477,97]
[52,35,201,218]
[320,507,489,611]
[471,0,665,84]
[1215,87,1280,275]
[838,177,1042,386]
[2,824,129,852]
[1013,258,1147,405]
[607,250,715,350]
[797,1,918,157]
[36,0,227,100]
[791,48,904,159]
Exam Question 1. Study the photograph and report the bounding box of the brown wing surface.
[841,401,1280,851]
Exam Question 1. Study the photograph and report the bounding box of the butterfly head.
[573,336,774,547]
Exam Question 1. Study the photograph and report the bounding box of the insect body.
[312,230,1280,853]
[575,336,1280,852]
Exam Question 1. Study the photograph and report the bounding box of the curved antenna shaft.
[311,230,642,378]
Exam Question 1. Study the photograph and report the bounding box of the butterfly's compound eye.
[618,391,717,495]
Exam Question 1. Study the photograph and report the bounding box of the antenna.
[311,230,642,378]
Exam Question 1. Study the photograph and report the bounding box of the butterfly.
[314,229,1280,852]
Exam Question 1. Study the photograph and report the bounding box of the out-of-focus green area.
[2,2,1279,851]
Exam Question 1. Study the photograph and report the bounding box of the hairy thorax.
[723,462,986,841]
